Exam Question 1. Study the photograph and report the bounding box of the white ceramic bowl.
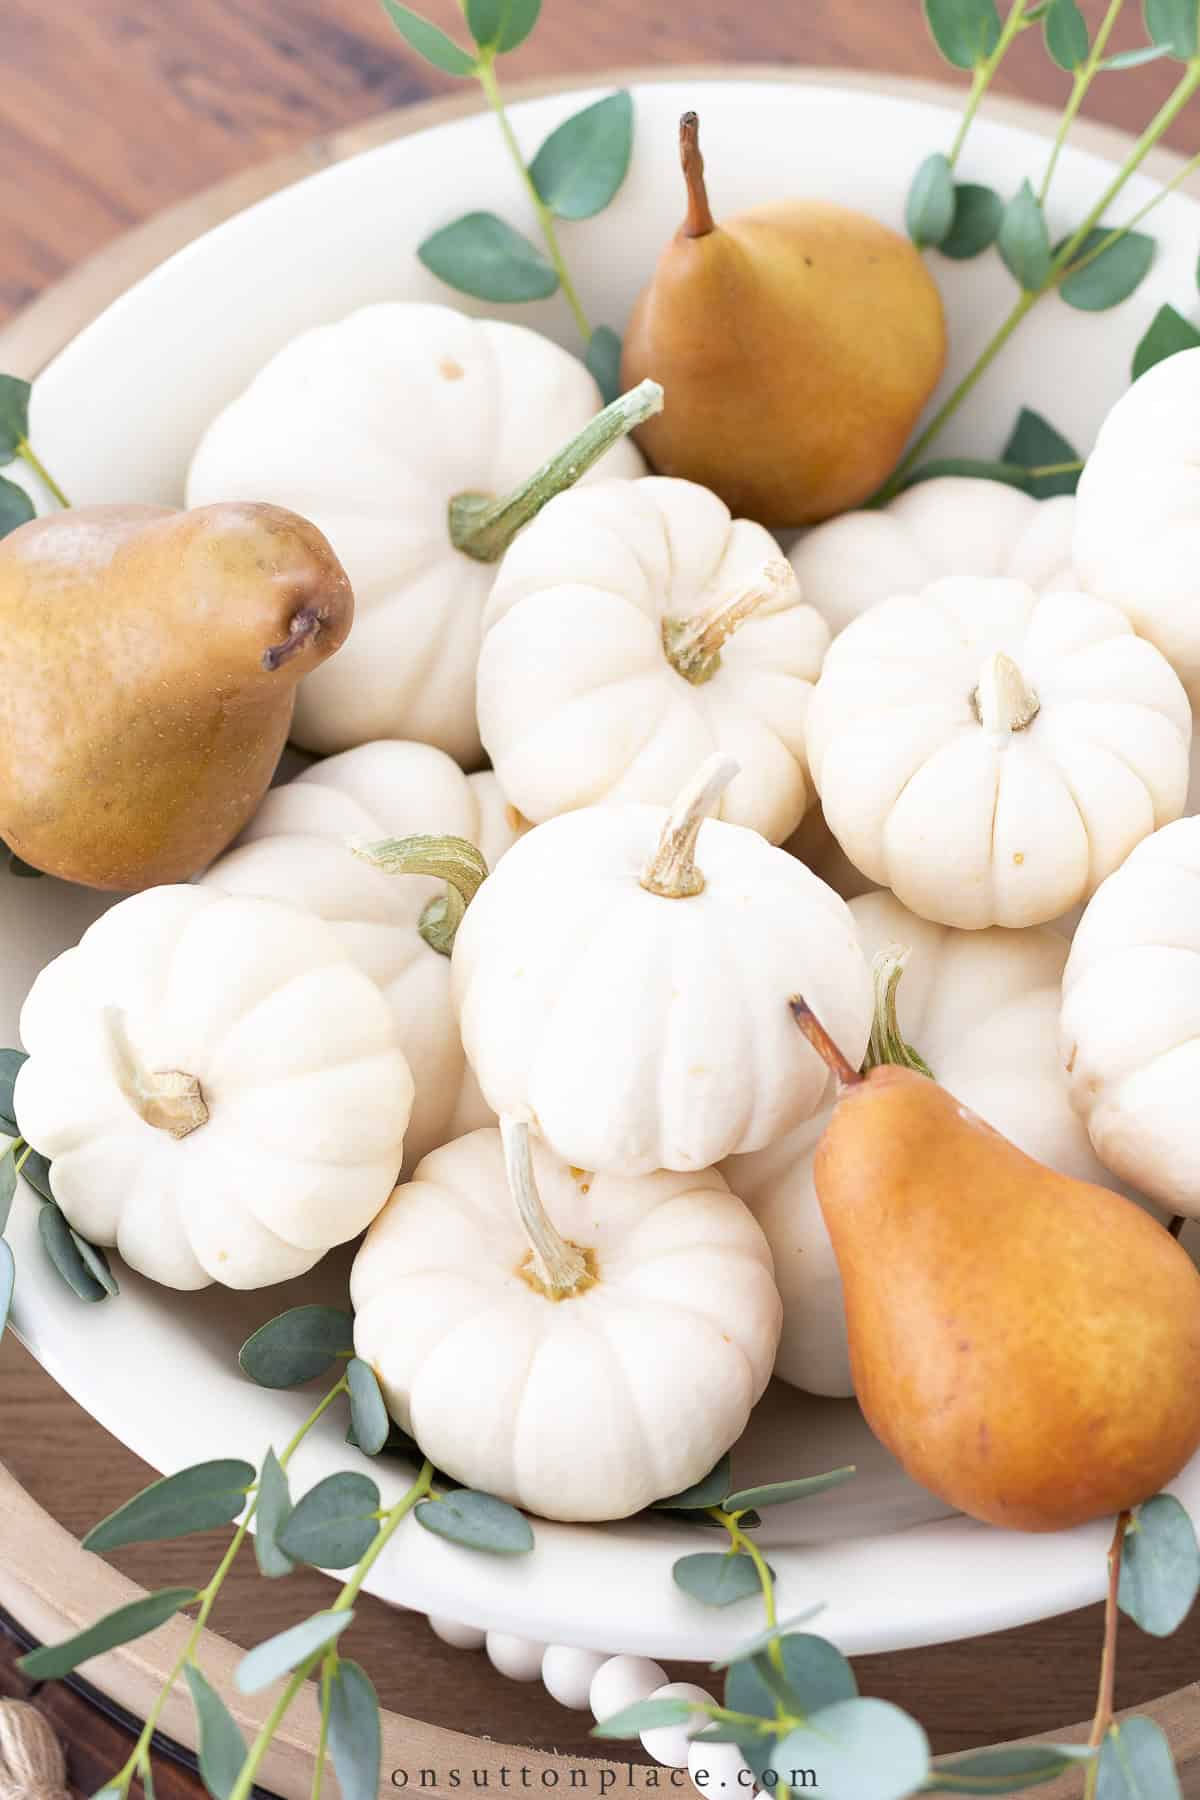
[9,76,1200,1663]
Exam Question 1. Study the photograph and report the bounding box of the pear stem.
[349,833,489,957]
[500,1112,594,1300]
[789,997,864,1089]
[262,608,322,672]
[640,754,739,899]
[680,112,715,238]
[863,948,934,1079]
[1083,1511,1130,1797]
[663,559,794,686]
[971,652,1040,736]
[448,380,664,565]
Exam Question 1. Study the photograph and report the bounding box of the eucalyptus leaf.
[724,1467,855,1512]
[254,1448,294,1579]
[0,1156,16,1237]
[38,1203,111,1302]
[927,1745,1094,1792]
[346,1416,420,1459]
[1096,1715,1181,1799]
[922,0,1002,67]
[709,1607,828,1671]
[530,92,634,221]
[0,1047,27,1137]
[84,1460,254,1552]
[907,154,956,249]
[673,1551,769,1607]
[276,1471,381,1570]
[773,1697,930,1800]
[0,1239,13,1338]
[68,1227,119,1298]
[378,0,477,74]
[693,1720,775,1749]
[584,325,623,406]
[415,1489,534,1554]
[7,854,42,877]
[942,184,1004,260]
[465,0,541,51]
[184,1665,246,1800]
[18,1587,197,1680]
[1144,0,1199,58]
[346,1357,390,1457]
[235,1610,354,1695]
[653,1454,732,1511]
[0,476,35,541]
[0,376,30,463]
[419,212,559,303]
[1131,302,1200,379]
[1100,43,1173,67]
[328,1660,382,1800]
[1002,407,1082,497]
[1058,228,1155,311]
[1043,0,1089,67]
[238,1304,354,1389]
[21,1149,53,1201]
[1119,1494,1200,1636]
[999,181,1052,291]
[726,1634,857,1781]
[592,1696,699,1740]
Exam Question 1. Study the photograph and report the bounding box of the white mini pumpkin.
[477,477,829,844]
[451,755,874,1175]
[726,891,1153,1396]
[790,475,1076,638]
[201,741,525,1171]
[15,886,413,1289]
[805,576,1191,929]
[351,1116,781,1520]
[1074,347,1200,707]
[186,304,646,766]
[1061,816,1200,1216]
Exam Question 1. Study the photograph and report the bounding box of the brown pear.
[0,502,353,890]
[792,999,1200,1532]
[621,113,947,527]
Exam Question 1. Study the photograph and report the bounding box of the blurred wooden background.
[1,0,1193,323]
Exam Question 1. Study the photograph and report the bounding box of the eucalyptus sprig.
[379,0,632,397]
[892,0,1200,495]
[19,1303,535,1800]
[0,374,70,539]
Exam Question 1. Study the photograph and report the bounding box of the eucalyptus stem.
[475,54,592,343]
[1083,1513,1130,1800]
[16,441,69,511]
[312,1653,336,1800]
[948,0,1030,169]
[1054,144,1200,285]
[225,1462,435,1800]
[1039,0,1126,204]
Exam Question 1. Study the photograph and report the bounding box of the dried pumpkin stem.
[105,1008,209,1139]
[500,1112,593,1299]
[640,753,740,899]
[971,651,1040,736]
[350,833,489,957]
[864,947,934,1080]
[448,379,664,565]
[663,558,795,686]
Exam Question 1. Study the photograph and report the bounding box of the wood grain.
[1,0,1196,324]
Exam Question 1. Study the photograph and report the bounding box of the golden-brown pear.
[0,502,353,890]
[620,113,947,527]
[792,997,1200,1532]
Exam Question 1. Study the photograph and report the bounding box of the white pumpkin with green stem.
[186,304,650,766]
[14,886,413,1290]
[789,475,1076,640]
[450,754,874,1175]
[1074,347,1200,709]
[725,890,1153,1397]
[351,1114,781,1520]
[200,741,526,1172]
[477,477,829,844]
[805,576,1192,930]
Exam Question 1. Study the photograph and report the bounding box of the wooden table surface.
[5,0,1200,1789]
